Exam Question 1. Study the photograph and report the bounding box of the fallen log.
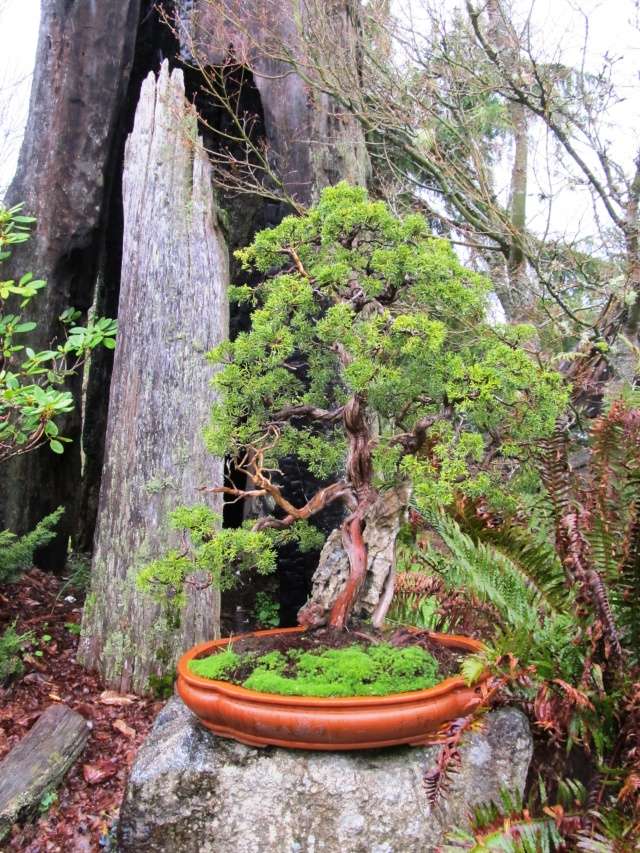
[0,704,90,839]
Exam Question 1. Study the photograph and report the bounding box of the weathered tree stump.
[0,704,90,840]
[298,483,410,628]
[79,62,229,693]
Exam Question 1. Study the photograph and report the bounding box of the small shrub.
[0,506,64,584]
[0,203,116,464]
[254,591,280,628]
[0,621,34,682]
[37,790,58,815]
[58,551,91,597]
[148,672,176,699]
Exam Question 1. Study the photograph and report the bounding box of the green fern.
[423,513,583,680]
[442,819,562,852]
[442,781,588,852]
[479,523,570,615]
[614,485,640,662]
[586,403,640,662]
[442,787,563,852]
[426,513,569,629]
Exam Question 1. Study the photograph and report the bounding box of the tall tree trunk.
[0,0,142,569]
[486,0,531,323]
[78,63,229,693]
[506,101,530,309]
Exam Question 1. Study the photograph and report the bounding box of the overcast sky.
[0,0,40,195]
[0,0,638,238]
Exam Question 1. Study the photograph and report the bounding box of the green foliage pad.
[207,182,566,512]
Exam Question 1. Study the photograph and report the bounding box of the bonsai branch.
[207,452,354,531]
[269,404,345,423]
[251,481,355,532]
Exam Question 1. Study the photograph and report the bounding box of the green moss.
[188,643,442,698]
[189,647,242,680]
[83,591,97,622]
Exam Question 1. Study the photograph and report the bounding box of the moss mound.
[188,642,443,697]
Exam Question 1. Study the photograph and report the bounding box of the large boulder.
[118,698,532,852]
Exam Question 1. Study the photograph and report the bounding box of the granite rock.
[118,697,532,852]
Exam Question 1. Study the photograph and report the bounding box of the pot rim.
[177,626,485,708]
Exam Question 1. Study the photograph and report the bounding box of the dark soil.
[209,624,466,680]
[0,569,162,852]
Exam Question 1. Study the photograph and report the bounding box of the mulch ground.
[0,569,163,852]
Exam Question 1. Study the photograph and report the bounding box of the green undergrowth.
[188,642,443,697]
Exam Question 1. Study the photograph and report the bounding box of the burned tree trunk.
[78,63,229,693]
[0,0,143,568]
[183,0,370,206]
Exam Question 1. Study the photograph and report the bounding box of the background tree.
[0,0,144,567]
[194,0,640,402]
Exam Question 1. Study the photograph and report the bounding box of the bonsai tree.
[139,183,566,632]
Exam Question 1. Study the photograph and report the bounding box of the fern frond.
[442,814,563,852]
[479,523,571,615]
[539,418,574,562]
[617,479,640,660]
[428,514,556,630]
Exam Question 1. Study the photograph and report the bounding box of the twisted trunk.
[327,396,374,628]
[296,394,409,630]
[329,515,368,629]
[298,483,410,630]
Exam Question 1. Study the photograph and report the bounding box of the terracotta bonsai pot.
[176,627,486,750]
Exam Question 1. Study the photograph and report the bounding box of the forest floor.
[0,569,163,852]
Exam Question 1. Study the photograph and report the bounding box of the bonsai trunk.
[328,396,374,629]
[329,515,368,629]
[298,395,409,631]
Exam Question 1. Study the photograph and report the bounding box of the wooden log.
[79,62,229,693]
[0,704,90,840]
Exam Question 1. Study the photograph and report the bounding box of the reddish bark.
[210,392,379,630]
[328,515,368,629]
[327,395,376,628]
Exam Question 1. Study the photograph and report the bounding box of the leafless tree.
[178,0,639,401]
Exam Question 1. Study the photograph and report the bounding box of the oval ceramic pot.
[176,627,486,750]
